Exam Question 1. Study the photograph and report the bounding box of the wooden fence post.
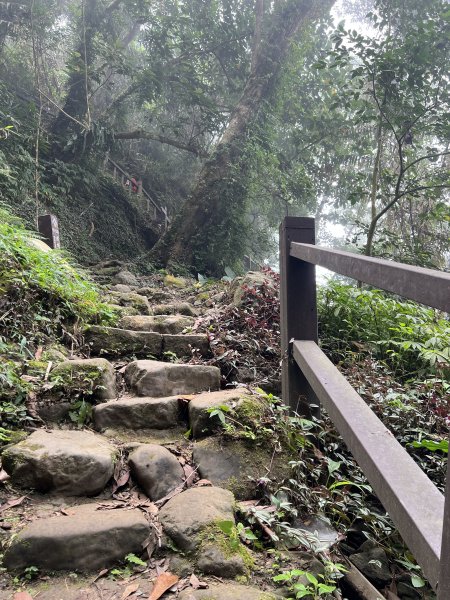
[438,444,450,598]
[279,217,318,415]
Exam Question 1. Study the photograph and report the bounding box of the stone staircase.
[0,277,287,600]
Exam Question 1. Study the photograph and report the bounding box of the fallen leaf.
[189,573,200,589]
[14,593,33,600]
[195,479,212,487]
[34,346,43,360]
[0,469,10,483]
[183,465,196,487]
[121,582,140,599]
[148,572,179,600]
[177,395,195,402]
[93,568,109,581]
[0,496,26,513]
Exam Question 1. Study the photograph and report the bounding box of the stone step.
[178,584,283,600]
[105,290,152,314]
[50,357,117,400]
[93,394,184,431]
[2,429,116,496]
[125,360,220,397]
[159,486,251,577]
[119,314,195,334]
[4,502,149,572]
[151,301,198,316]
[84,326,209,358]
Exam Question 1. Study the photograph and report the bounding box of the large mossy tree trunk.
[150,0,336,276]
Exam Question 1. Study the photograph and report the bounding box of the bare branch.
[403,150,450,174]
[395,183,449,201]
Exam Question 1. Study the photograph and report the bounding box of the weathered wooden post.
[279,217,318,415]
[438,448,450,598]
[37,214,61,249]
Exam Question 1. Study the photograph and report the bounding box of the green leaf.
[411,575,426,588]
[411,439,448,453]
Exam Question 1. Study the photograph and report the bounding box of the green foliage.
[0,205,115,347]
[318,280,449,380]
[109,553,147,579]
[273,568,338,599]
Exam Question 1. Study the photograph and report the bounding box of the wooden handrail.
[106,158,170,228]
[279,217,450,597]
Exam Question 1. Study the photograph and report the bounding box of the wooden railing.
[106,158,170,229]
[279,217,450,597]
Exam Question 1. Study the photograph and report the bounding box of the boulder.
[159,487,235,552]
[113,270,139,286]
[163,334,210,357]
[188,389,253,438]
[230,271,275,307]
[119,314,194,334]
[152,302,197,316]
[84,326,162,357]
[193,437,291,500]
[93,395,182,430]
[128,444,184,500]
[197,544,248,577]
[350,543,391,587]
[2,429,116,496]
[106,291,151,314]
[125,360,220,397]
[178,584,282,600]
[3,503,149,572]
[50,358,117,400]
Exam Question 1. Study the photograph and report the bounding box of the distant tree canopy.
[0,0,448,273]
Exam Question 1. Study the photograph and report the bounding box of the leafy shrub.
[0,205,116,348]
[318,280,449,381]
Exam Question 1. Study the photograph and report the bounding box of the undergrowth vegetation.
[201,272,448,598]
[0,206,117,440]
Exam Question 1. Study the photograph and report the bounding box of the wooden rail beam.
[292,340,444,590]
[290,243,450,313]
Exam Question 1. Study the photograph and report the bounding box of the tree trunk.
[150,0,336,276]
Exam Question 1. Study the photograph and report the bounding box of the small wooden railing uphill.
[107,158,170,230]
[279,217,450,597]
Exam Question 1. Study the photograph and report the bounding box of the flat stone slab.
[152,302,197,316]
[106,291,151,314]
[163,333,210,357]
[159,486,235,552]
[93,395,182,430]
[2,429,115,496]
[119,314,195,334]
[85,326,162,357]
[189,389,252,437]
[178,584,282,600]
[193,437,291,500]
[135,287,173,302]
[125,360,220,397]
[3,503,149,572]
[50,358,117,400]
[128,444,184,500]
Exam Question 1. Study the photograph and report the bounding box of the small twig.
[44,361,53,382]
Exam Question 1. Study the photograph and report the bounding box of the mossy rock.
[49,358,117,400]
[193,437,291,499]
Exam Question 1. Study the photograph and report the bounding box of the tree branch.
[403,150,450,174]
[114,130,209,158]
[395,183,449,201]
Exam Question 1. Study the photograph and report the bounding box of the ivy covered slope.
[0,206,116,441]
